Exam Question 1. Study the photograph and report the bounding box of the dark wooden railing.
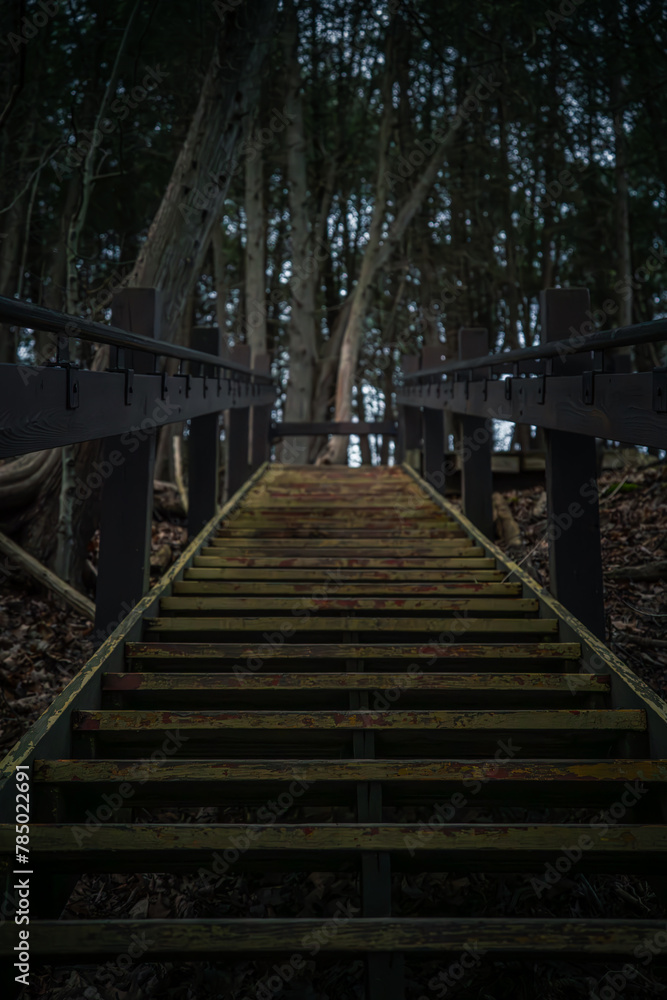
[3,284,665,644]
[0,288,276,635]
[396,287,667,639]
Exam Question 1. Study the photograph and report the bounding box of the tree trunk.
[280,1,318,464]
[317,61,478,464]
[245,114,267,360]
[611,71,635,372]
[0,0,278,591]
[0,198,23,362]
[212,223,230,336]
[129,0,279,343]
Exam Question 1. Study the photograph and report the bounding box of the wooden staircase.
[2,463,667,996]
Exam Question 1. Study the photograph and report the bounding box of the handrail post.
[249,352,271,473]
[458,327,494,537]
[225,343,251,499]
[542,288,605,638]
[95,288,159,636]
[397,355,420,467]
[188,326,222,538]
[420,345,446,494]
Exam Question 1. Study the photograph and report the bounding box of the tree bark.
[245,113,267,360]
[611,67,635,372]
[281,0,318,463]
[317,64,478,464]
[0,0,278,591]
[129,0,279,343]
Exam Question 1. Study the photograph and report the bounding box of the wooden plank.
[208,538,470,550]
[226,509,451,521]
[159,597,540,613]
[185,569,506,581]
[72,709,644,732]
[492,454,521,473]
[2,823,663,863]
[270,420,398,436]
[202,544,476,557]
[171,582,524,596]
[34,757,663,785]
[6,917,667,958]
[194,554,489,567]
[143,616,559,634]
[215,528,465,538]
[0,369,274,460]
[126,641,581,660]
[397,369,665,450]
[242,500,426,508]
[102,671,607,692]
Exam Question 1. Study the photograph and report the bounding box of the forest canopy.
[1,0,666,468]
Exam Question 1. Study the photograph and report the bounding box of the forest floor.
[1,460,666,999]
[0,518,187,756]
[489,457,667,702]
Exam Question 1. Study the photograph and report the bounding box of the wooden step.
[159,597,540,613]
[240,503,440,512]
[103,671,607,693]
[185,568,506,581]
[195,545,482,569]
[4,918,667,959]
[194,554,489,568]
[171,581,524,596]
[127,641,580,662]
[206,544,474,556]
[209,537,469,548]
[242,500,429,509]
[225,512,452,523]
[31,758,658,809]
[73,709,644,733]
[2,823,663,872]
[143,616,559,635]
[215,528,465,538]
[33,757,661,786]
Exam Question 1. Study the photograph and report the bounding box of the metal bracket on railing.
[536,374,546,404]
[45,353,80,409]
[124,368,134,405]
[582,371,595,405]
[66,365,79,409]
[107,364,134,405]
[653,368,667,413]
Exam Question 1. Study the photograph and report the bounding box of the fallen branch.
[608,560,667,581]
[0,531,95,621]
[614,630,667,651]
